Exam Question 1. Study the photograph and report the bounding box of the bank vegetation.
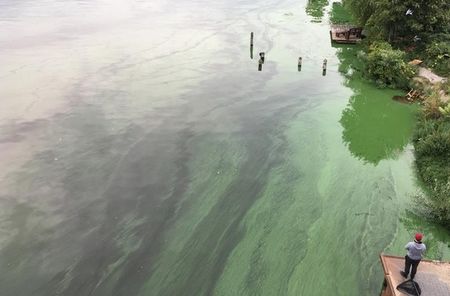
[333,0,450,227]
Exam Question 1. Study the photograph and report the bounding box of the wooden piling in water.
[322,58,327,76]
[258,59,263,71]
[259,52,265,64]
[250,32,254,59]
[298,57,302,71]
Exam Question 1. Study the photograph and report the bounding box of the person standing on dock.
[401,233,426,280]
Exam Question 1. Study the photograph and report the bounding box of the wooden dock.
[330,25,363,44]
[380,254,450,296]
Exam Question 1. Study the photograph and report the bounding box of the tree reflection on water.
[337,45,417,165]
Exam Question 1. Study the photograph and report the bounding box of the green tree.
[342,0,376,26]
[365,42,416,88]
[344,0,450,40]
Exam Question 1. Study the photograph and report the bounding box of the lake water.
[0,0,449,295]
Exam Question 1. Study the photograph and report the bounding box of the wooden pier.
[330,25,363,44]
[379,254,450,296]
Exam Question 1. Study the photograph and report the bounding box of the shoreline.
[328,1,450,228]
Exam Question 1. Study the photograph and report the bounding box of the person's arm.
[405,242,411,250]
[420,244,426,259]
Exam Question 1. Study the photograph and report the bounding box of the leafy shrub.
[414,116,450,157]
[425,42,450,76]
[414,186,450,229]
[439,103,450,117]
[422,93,445,119]
[413,115,450,227]
[415,132,450,158]
[441,79,450,95]
[426,33,450,44]
[366,42,416,89]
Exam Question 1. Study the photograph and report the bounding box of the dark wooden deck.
[380,254,450,296]
[330,25,362,44]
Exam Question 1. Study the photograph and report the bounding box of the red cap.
[415,233,423,241]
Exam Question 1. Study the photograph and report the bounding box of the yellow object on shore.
[408,59,423,65]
